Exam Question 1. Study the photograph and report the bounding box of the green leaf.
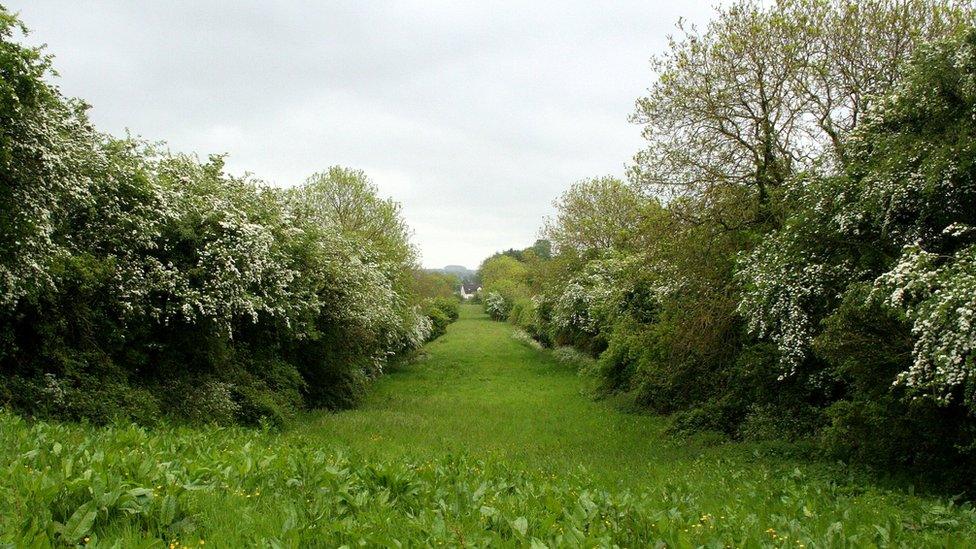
[127,487,154,503]
[511,516,528,536]
[62,503,96,543]
[159,494,177,526]
[181,481,210,491]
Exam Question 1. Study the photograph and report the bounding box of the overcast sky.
[9,1,717,269]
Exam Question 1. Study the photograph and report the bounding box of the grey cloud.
[9,0,716,268]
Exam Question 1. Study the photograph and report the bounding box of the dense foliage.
[0,9,453,426]
[480,0,976,487]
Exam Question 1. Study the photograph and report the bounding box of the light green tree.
[630,0,973,224]
[541,176,647,256]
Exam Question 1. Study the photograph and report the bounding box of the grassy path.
[281,304,976,545]
[292,304,675,485]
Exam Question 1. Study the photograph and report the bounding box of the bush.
[551,346,595,370]
[418,296,459,342]
[423,303,452,341]
[511,329,543,350]
[161,379,240,426]
[508,298,538,335]
[484,291,508,320]
[821,397,976,481]
[478,254,530,321]
[0,374,161,426]
[430,297,460,321]
[232,381,295,429]
[667,402,740,439]
[738,403,822,442]
[0,9,428,425]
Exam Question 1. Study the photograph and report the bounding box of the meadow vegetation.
[4,307,976,546]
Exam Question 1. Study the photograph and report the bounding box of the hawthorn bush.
[0,9,442,426]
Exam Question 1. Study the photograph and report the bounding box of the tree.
[286,167,417,274]
[528,239,552,260]
[478,254,530,318]
[629,0,973,225]
[412,270,459,301]
[479,255,528,291]
[0,11,99,307]
[541,176,647,255]
[630,2,805,220]
[786,0,973,165]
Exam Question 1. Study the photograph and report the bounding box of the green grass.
[290,305,674,486]
[2,304,975,546]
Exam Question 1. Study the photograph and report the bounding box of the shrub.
[0,9,429,425]
[484,291,508,320]
[1,374,161,426]
[423,303,451,340]
[161,379,240,426]
[478,254,530,321]
[508,298,538,335]
[417,296,459,342]
[511,329,543,350]
[738,403,822,442]
[667,402,739,439]
[430,297,460,321]
[232,381,296,429]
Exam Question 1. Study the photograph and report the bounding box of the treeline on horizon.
[0,7,460,427]
[478,0,976,488]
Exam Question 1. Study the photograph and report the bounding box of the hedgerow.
[0,8,451,426]
[478,2,976,487]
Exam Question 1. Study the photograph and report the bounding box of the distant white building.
[459,282,481,300]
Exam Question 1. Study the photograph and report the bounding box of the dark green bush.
[424,304,451,340]
[160,378,240,426]
[738,403,823,442]
[0,374,160,426]
[507,298,537,336]
[821,398,976,481]
[430,297,460,321]
[591,319,646,396]
[231,381,296,429]
[667,402,740,438]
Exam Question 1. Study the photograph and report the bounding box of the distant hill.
[428,265,474,275]
[427,265,477,284]
[442,265,470,273]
